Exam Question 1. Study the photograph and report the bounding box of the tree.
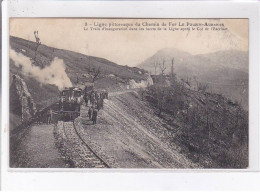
[155,85,166,117]
[154,59,168,117]
[159,59,166,75]
[85,44,92,73]
[84,44,102,83]
[197,82,209,93]
[91,66,101,83]
[31,31,42,67]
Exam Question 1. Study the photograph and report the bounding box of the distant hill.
[197,50,248,73]
[10,36,148,109]
[138,48,248,110]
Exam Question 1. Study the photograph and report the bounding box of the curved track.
[61,121,110,168]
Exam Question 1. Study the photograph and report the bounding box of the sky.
[10,18,248,66]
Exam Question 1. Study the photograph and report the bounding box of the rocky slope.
[10,75,37,130]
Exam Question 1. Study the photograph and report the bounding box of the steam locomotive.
[59,87,83,120]
[58,83,107,120]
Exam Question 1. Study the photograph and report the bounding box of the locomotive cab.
[59,87,82,120]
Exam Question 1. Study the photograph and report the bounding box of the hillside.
[138,48,248,109]
[10,36,148,109]
[143,77,248,168]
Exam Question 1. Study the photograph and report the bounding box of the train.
[58,83,108,121]
[59,87,83,120]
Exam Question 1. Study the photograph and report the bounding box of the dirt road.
[10,124,69,168]
[77,90,199,168]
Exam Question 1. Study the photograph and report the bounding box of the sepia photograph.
[9,18,249,169]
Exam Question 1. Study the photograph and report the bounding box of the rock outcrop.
[10,75,37,121]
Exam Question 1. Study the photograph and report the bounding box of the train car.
[59,87,83,120]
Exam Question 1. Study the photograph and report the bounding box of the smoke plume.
[10,48,72,90]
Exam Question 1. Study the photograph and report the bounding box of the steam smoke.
[10,48,72,90]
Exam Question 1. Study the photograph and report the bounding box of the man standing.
[94,91,99,100]
[99,97,104,110]
[92,108,98,125]
[90,92,95,105]
[84,93,89,106]
[88,106,93,120]
[97,98,101,110]
[47,109,53,124]
[105,91,108,99]
[35,110,40,125]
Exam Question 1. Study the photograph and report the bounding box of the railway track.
[60,121,109,168]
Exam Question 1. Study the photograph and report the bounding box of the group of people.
[84,90,108,125]
[32,89,108,125]
[34,109,53,125]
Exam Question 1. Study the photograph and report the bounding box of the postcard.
[9,18,249,169]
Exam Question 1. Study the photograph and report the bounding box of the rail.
[61,121,110,168]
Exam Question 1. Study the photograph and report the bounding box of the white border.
[1,0,260,190]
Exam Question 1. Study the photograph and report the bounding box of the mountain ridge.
[138,47,248,109]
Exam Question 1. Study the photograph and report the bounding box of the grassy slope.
[10,36,147,108]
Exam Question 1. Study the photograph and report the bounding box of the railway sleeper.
[58,121,108,168]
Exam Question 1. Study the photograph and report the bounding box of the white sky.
[10,18,248,66]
